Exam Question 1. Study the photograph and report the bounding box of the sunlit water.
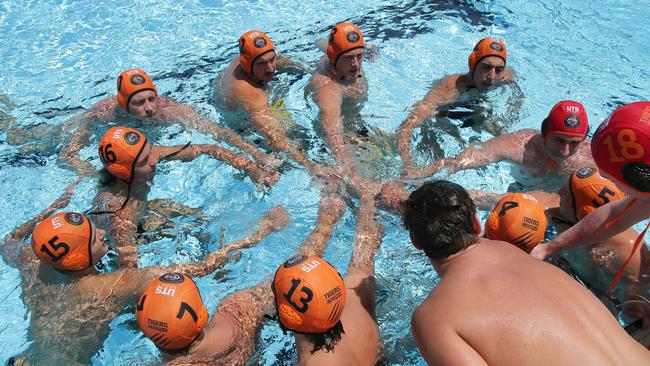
[1,0,649,364]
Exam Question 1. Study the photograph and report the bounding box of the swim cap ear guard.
[592,101,650,196]
[98,127,148,183]
[238,30,275,79]
[272,255,346,334]
[327,22,364,68]
[542,100,589,141]
[570,167,626,220]
[31,212,96,271]
[135,272,209,351]
[116,69,158,112]
[468,38,507,74]
[485,193,547,253]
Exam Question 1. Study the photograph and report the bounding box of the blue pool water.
[1,0,649,364]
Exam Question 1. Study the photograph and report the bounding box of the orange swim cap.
[468,38,507,74]
[327,22,364,67]
[116,69,158,112]
[272,255,346,334]
[136,272,209,351]
[570,167,626,220]
[592,101,650,196]
[543,100,589,141]
[31,212,96,271]
[485,193,547,253]
[98,127,148,183]
[238,30,275,79]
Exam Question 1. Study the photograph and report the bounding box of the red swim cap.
[569,167,626,220]
[31,212,96,271]
[327,22,364,68]
[543,100,589,141]
[98,127,148,183]
[592,101,650,196]
[238,30,275,79]
[468,38,507,74]
[136,272,209,351]
[485,193,547,253]
[116,69,158,112]
[272,255,346,334]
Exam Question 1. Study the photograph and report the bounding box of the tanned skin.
[93,142,278,268]
[214,52,316,172]
[166,192,346,365]
[293,185,384,365]
[58,90,280,178]
[3,187,289,366]
[397,56,515,176]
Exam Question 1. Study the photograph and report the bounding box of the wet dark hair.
[403,180,479,260]
[303,320,345,354]
[621,162,650,193]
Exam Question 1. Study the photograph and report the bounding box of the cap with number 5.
[592,102,650,195]
[570,167,626,220]
[272,255,346,334]
[485,193,547,253]
[31,212,96,271]
[98,126,147,183]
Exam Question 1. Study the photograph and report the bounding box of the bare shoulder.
[87,96,118,120]
[309,72,335,93]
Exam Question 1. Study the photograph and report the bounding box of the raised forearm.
[170,206,289,277]
[296,194,345,258]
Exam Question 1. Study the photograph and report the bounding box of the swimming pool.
[1,0,649,364]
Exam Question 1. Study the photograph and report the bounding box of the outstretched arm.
[313,83,355,174]
[169,102,281,170]
[155,144,279,188]
[296,193,345,257]
[276,54,312,74]
[467,190,505,211]
[349,193,383,275]
[531,197,649,260]
[397,76,460,174]
[166,205,289,277]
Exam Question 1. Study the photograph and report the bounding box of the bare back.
[414,240,650,365]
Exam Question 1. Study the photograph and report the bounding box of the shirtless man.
[271,191,383,365]
[397,38,515,174]
[402,180,650,364]
[91,126,277,267]
[471,167,650,328]
[213,30,316,170]
[532,102,650,267]
[58,68,278,177]
[307,22,369,174]
[2,190,288,365]
[407,100,594,190]
[143,192,347,365]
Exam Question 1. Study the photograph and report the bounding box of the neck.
[430,242,480,275]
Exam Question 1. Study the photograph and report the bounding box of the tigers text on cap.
[98,127,148,183]
[327,22,364,68]
[238,30,275,79]
[272,255,346,334]
[485,193,547,253]
[116,69,158,112]
[31,212,95,271]
[544,100,589,140]
[135,272,209,350]
[468,38,507,74]
[592,101,650,196]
